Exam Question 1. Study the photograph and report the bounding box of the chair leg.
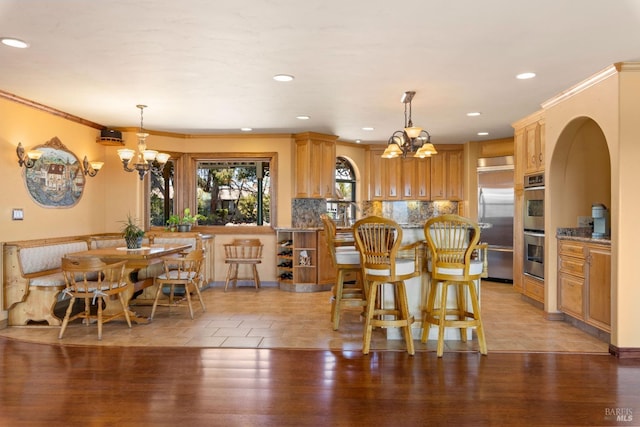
[436,281,449,357]
[97,297,103,341]
[396,280,415,356]
[150,281,165,320]
[456,283,468,343]
[332,269,345,331]
[421,280,438,343]
[192,280,206,313]
[118,293,132,328]
[252,264,261,290]
[183,283,194,319]
[468,281,488,355]
[224,263,234,292]
[58,296,76,339]
[362,280,378,355]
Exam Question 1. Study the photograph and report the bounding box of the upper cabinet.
[294,132,337,198]
[522,117,545,175]
[431,149,463,201]
[366,145,462,201]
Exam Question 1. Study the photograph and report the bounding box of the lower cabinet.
[523,274,544,304]
[276,229,333,292]
[558,239,611,332]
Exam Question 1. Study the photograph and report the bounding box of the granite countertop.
[556,227,611,245]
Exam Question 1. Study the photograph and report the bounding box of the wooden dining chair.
[422,214,488,357]
[59,257,131,340]
[150,249,206,320]
[353,216,421,355]
[223,239,263,291]
[321,214,365,330]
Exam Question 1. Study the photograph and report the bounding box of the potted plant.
[166,214,181,232]
[121,214,145,249]
[178,208,205,232]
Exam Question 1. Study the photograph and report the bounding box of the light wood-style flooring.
[0,281,609,353]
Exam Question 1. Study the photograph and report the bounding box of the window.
[149,160,175,227]
[327,156,356,225]
[195,160,271,226]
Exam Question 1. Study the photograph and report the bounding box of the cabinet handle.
[539,153,543,162]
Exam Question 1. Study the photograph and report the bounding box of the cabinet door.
[430,153,446,200]
[402,158,417,199]
[317,231,336,285]
[383,156,402,200]
[446,150,463,200]
[321,141,336,198]
[415,157,431,200]
[559,272,584,318]
[525,122,543,174]
[295,140,312,197]
[586,245,611,330]
[368,151,384,200]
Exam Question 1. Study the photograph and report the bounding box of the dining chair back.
[151,249,206,320]
[59,257,131,340]
[223,239,263,291]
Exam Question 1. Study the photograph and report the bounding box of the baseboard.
[609,345,640,358]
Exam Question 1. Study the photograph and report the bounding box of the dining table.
[65,244,192,324]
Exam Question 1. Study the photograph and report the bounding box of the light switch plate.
[12,208,24,220]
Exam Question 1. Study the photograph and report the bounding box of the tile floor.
[0,281,610,353]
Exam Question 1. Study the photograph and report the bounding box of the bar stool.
[321,214,365,330]
[223,239,263,291]
[422,214,488,357]
[353,216,421,355]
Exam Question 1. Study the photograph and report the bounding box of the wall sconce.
[82,156,104,177]
[16,142,43,168]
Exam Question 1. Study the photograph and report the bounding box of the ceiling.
[2,0,640,145]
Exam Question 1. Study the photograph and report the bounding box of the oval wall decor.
[23,136,85,208]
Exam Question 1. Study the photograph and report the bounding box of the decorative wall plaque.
[23,136,85,208]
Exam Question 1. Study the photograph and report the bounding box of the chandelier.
[117,105,170,180]
[382,91,437,159]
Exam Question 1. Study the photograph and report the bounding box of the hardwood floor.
[1,281,634,425]
[1,338,638,426]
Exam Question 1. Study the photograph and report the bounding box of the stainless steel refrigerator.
[477,156,514,282]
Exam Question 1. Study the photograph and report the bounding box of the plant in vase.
[121,214,145,249]
[166,214,181,232]
[177,208,205,232]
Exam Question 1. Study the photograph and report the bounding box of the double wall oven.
[523,173,544,280]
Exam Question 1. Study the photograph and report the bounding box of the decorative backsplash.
[291,198,459,228]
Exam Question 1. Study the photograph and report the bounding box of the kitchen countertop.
[557,227,611,245]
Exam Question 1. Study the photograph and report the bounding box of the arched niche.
[550,117,611,228]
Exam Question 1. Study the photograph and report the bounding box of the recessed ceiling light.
[273,74,294,82]
[467,112,481,117]
[355,139,362,144]
[362,127,374,131]
[296,115,310,120]
[1,37,29,48]
[477,132,489,136]
[516,72,536,80]
[240,127,253,132]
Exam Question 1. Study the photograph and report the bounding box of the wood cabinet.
[558,239,611,332]
[276,229,332,292]
[512,110,544,295]
[524,119,545,175]
[294,132,337,198]
[367,145,461,201]
[523,274,544,304]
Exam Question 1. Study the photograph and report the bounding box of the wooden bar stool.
[353,216,421,355]
[223,239,263,291]
[321,214,365,330]
[422,214,488,357]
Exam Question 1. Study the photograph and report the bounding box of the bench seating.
[3,237,90,326]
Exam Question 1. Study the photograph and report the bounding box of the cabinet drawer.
[559,241,585,258]
[523,275,544,303]
[558,256,585,277]
[559,273,584,318]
